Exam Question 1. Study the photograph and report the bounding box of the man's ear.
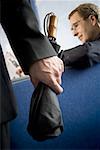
[89,15,97,26]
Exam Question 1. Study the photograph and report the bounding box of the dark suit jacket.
[0,46,17,124]
[1,0,57,124]
[61,39,100,69]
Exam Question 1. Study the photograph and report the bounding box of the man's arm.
[61,44,90,69]
[62,44,89,68]
[61,40,100,69]
[1,0,57,73]
[1,0,64,93]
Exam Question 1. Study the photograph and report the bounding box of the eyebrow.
[71,20,81,30]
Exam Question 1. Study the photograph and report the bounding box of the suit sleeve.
[61,44,91,69]
[61,40,100,69]
[1,0,57,74]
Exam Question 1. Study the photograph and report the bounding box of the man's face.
[69,12,96,43]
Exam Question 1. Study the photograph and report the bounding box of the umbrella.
[27,42,64,141]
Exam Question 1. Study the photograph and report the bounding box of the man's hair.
[68,3,100,23]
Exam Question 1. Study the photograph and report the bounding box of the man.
[61,3,100,68]
[0,0,64,149]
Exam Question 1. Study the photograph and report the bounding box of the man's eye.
[74,23,78,28]
[71,22,80,31]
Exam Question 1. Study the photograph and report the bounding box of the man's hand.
[29,56,64,94]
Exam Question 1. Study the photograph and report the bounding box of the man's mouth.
[78,35,82,41]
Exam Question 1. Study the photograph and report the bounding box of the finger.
[53,81,63,94]
[56,76,62,85]
[50,79,63,94]
[59,62,64,73]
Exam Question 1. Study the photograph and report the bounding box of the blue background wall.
[11,64,100,149]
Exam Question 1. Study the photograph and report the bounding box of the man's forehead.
[70,12,82,22]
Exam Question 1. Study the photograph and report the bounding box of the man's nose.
[73,30,78,37]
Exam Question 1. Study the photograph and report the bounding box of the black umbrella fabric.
[27,82,63,141]
[27,41,64,141]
